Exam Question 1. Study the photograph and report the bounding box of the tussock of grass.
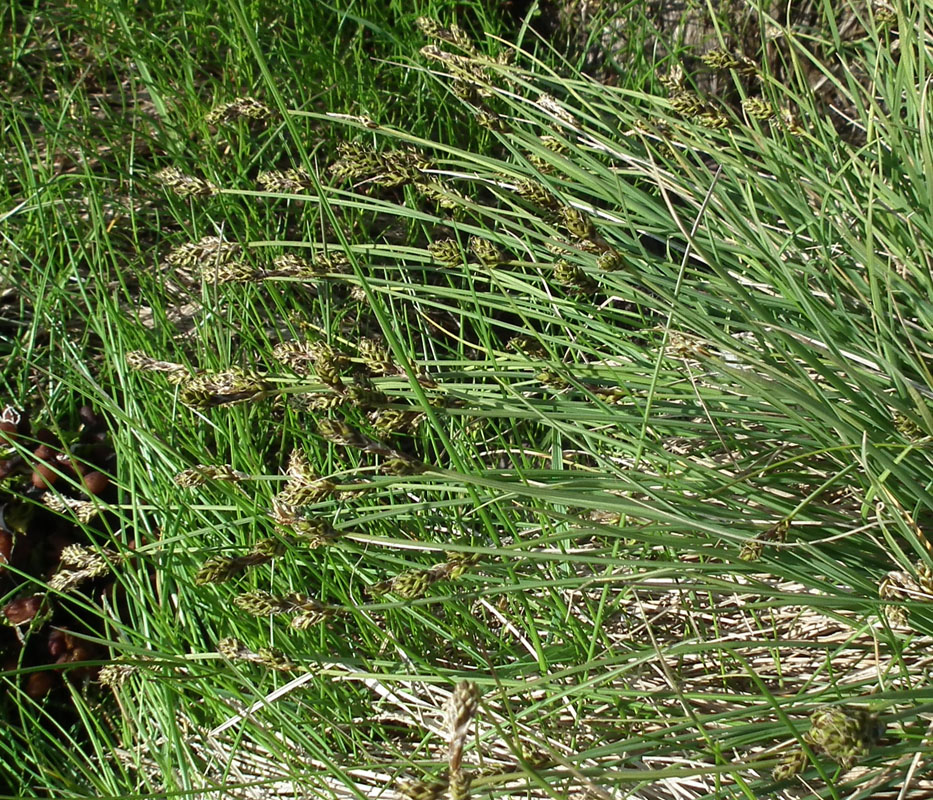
[2,1,933,799]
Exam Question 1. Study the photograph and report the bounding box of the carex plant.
[125,5,933,799]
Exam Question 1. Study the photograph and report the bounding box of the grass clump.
[3,1,933,799]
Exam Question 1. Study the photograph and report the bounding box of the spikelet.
[125,351,188,383]
[287,448,312,478]
[295,393,347,411]
[217,637,248,660]
[271,254,316,279]
[468,236,505,267]
[448,770,472,800]
[742,97,775,121]
[392,569,435,599]
[669,91,706,117]
[206,97,275,124]
[318,418,368,448]
[380,456,428,476]
[418,41,493,100]
[294,518,341,547]
[429,238,463,267]
[878,574,909,627]
[444,551,480,580]
[49,545,119,591]
[98,661,138,689]
[536,94,574,126]
[778,107,805,136]
[539,135,568,154]
[657,64,685,92]
[445,681,480,767]
[272,340,317,374]
[313,251,351,274]
[553,260,597,295]
[417,181,469,210]
[771,747,809,781]
[694,109,730,129]
[256,647,297,671]
[174,464,246,487]
[194,555,244,585]
[60,544,113,572]
[527,134,569,171]
[270,251,350,279]
[893,411,923,440]
[164,236,241,271]
[257,167,313,193]
[878,561,933,627]
[178,369,270,408]
[415,17,446,39]
[270,504,342,547]
[397,779,448,800]
[804,706,884,770]
[508,335,548,360]
[154,167,218,197]
[596,249,625,271]
[358,337,397,376]
[537,369,570,390]
[233,590,338,630]
[372,552,476,598]
[276,475,337,506]
[558,206,595,240]
[739,520,788,562]
[871,0,897,27]
[330,141,433,187]
[328,141,377,183]
[592,386,627,405]
[700,50,757,75]
[290,607,336,630]
[217,637,297,671]
[42,494,99,523]
[514,179,559,211]
[276,449,338,506]
[476,110,507,132]
[415,18,476,54]
[194,538,285,585]
[309,342,350,390]
[346,381,388,409]
[369,408,422,437]
[233,590,293,616]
